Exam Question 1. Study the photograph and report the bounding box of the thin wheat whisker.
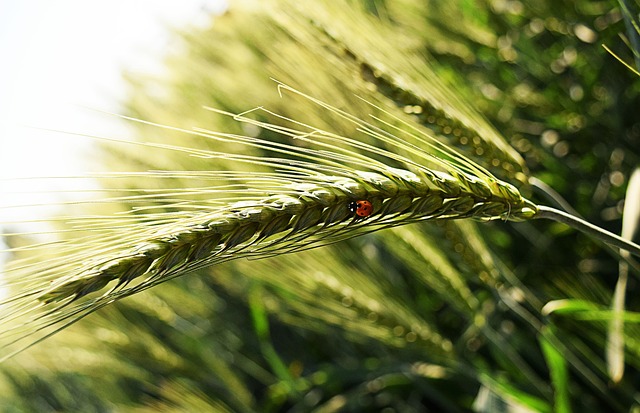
[237,108,414,173]
[360,97,496,178]
[194,123,391,175]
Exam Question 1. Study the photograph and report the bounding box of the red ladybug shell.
[348,200,373,217]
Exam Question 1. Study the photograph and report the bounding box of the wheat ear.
[2,85,638,360]
[0,87,540,359]
[34,84,537,303]
[37,167,536,304]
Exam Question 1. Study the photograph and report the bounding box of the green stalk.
[534,206,640,258]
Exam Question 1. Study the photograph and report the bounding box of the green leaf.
[607,167,640,382]
[541,299,602,316]
[476,373,552,413]
[540,329,572,413]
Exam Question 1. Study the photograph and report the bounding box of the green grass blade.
[608,168,640,382]
[540,328,572,413]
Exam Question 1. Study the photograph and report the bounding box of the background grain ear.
[608,167,640,383]
[621,168,640,246]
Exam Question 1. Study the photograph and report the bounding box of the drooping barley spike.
[4,79,640,363]
[266,0,530,185]
[37,165,535,305]
[0,85,537,359]
[358,63,530,185]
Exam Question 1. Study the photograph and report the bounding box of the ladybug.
[348,200,374,217]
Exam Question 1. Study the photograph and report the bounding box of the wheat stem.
[534,205,640,257]
[532,178,640,275]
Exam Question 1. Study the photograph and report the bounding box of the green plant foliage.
[1,0,639,412]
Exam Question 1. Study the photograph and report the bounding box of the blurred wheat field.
[1,0,640,412]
